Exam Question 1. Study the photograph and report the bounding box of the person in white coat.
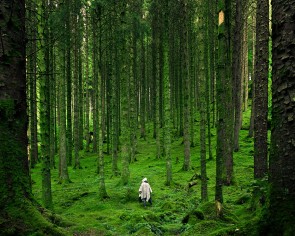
[139,177,152,207]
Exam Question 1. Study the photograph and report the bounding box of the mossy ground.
[31,109,262,235]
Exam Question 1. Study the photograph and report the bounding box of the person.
[139,177,152,207]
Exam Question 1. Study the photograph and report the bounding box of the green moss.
[0,201,69,235]
[28,104,269,235]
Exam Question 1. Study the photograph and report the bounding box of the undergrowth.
[31,109,264,235]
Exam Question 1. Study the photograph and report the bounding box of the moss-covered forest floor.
[31,111,262,235]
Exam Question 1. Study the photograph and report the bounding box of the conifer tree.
[254,0,269,179]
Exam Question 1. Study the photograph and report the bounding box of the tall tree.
[206,0,214,161]
[248,2,256,138]
[181,0,191,171]
[66,0,73,166]
[224,0,234,186]
[265,0,295,234]
[199,1,208,202]
[73,0,81,169]
[27,0,39,168]
[120,0,130,185]
[0,1,65,234]
[84,5,91,153]
[233,0,247,152]
[91,4,99,154]
[139,0,147,140]
[49,0,56,169]
[58,1,71,184]
[215,0,229,203]
[111,1,120,176]
[253,0,269,179]
[40,0,53,209]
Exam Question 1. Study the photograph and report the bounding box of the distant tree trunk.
[233,0,244,152]
[206,0,213,160]
[189,30,196,148]
[151,0,160,160]
[120,1,130,185]
[215,0,228,203]
[98,61,108,200]
[73,4,81,169]
[254,0,269,179]
[224,0,234,186]
[200,1,208,202]
[98,128,108,199]
[59,47,70,184]
[49,33,56,169]
[266,1,295,233]
[84,8,91,153]
[66,0,73,166]
[78,22,84,151]
[242,16,249,112]
[130,2,139,162]
[92,8,99,154]
[111,4,120,175]
[164,66,173,186]
[27,0,39,168]
[140,5,146,140]
[48,1,56,169]
[40,0,53,210]
[181,0,191,171]
[59,0,71,183]
[209,0,217,130]
[248,5,256,138]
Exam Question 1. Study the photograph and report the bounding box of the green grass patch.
[30,111,263,235]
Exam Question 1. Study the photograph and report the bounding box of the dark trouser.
[142,197,152,207]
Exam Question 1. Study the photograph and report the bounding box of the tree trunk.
[242,16,249,112]
[27,0,39,168]
[266,1,295,234]
[59,0,71,183]
[199,5,208,201]
[92,9,99,154]
[181,0,191,171]
[120,1,130,185]
[215,0,228,203]
[66,0,73,166]
[0,1,66,234]
[248,6,256,138]
[73,6,80,169]
[254,0,269,179]
[40,0,53,209]
[112,4,120,175]
[59,46,70,184]
[84,8,91,153]
[233,0,244,152]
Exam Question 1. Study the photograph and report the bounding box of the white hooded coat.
[139,178,152,202]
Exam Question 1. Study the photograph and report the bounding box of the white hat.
[142,177,147,182]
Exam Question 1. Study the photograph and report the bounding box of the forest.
[0,0,294,235]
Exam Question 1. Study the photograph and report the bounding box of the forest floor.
[31,112,263,235]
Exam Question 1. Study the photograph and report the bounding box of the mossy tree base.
[0,200,71,236]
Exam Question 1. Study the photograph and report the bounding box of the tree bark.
[254,0,269,179]
[266,1,295,234]
[40,0,53,209]
[0,1,66,234]
[181,0,191,171]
